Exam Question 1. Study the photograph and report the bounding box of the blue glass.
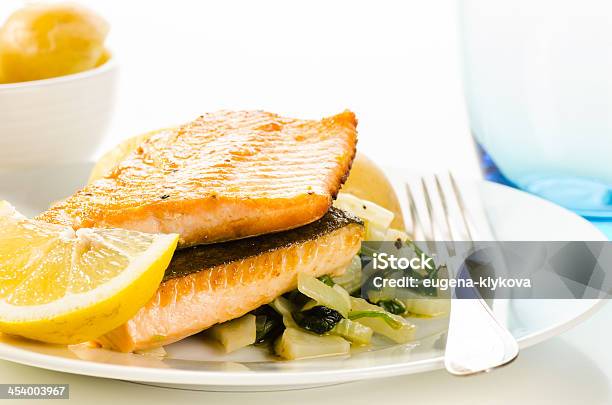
[474,139,612,219]
[460,0,612,220]
[474,142,516,188]
[475,129,612,237]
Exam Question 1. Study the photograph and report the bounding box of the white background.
[1,0,480,176]
[0,1,611,404]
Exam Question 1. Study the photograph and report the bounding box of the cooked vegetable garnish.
[403,298,450,317]
[301,299,318,311]
[333,284,351,307]
[332,255,362,294]
[349,297,416,343]
[297,273,350,317]
[292,306,343,334]
[350,297,404,328]
[365,222,388,241]
[334,193,394,230]
[284,290,311,309]
[351,297,394,314]
[271,297,298,328]
[274,328,350,360]
[384,228,409,243]
[348,311,403,329]
[331,319,373,345]
[318,275,335,287]
[134,346,167,358]
[377,299,407,315]
[209,314,256,353]
[251,305,284,344]
[354,314,415,344]
[366,288,396,305]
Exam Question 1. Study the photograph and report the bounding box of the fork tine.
[434,174,454,241]
[420,178,436,241]
[406,181,433,240]
[449,171,474,241]
[406,180,439,257]
[404,183,421,240]
[423,175,455,257]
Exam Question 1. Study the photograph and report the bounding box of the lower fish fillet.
[96,208,364,352]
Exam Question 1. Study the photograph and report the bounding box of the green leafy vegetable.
[376,299,407,315]
[292,306,343,334]
[331,319,373,345]
[270,296,298,328]
[283,290,310,308]
[349,297,416,343]
[348,310,403,329]
[318,275,335,287]
[251,305,284,344]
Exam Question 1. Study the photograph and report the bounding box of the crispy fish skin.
[37,110,358,247]
[96,208,364,352]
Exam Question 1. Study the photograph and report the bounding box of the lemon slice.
[0,201,178,344]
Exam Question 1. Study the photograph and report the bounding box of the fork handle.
[444,297,519,376]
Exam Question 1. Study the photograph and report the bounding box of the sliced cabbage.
[366,222,388,241]
[332,255,362,294]
[134,346,167,357]
[274,328,350,360]
[301,299,318,311]
[334,193,394,230]
[331,318,373,345]
[385,228,410,243]
[349,297,416,344]
[297,273,350,317]
[270,296,298,328]
[403,298,450,317]
[208,314,256,353]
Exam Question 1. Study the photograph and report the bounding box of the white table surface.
[0,1,610,403]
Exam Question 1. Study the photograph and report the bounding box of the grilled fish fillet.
[96,208,364,352]
[37,110,358,247]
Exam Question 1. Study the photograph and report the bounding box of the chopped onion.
[349,298,416,344]
[208,314,256,353]
[297,273,350,317]
[334,193,394,230]
[331,319,373,345]
[274,328,350,360]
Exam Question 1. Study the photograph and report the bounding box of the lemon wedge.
[0,201,178,344]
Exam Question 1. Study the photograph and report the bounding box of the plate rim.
[0,166,608,387]
[0,299,606,386]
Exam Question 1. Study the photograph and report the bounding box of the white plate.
[0,162,607,391]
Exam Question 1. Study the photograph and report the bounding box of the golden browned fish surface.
[37,110,358,246]
[96,208,364,352]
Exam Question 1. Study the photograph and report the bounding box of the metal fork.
[405,173,519,376]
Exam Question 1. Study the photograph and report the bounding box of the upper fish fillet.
[37,110,358,246]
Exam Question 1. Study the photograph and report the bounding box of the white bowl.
[0,57,117,169]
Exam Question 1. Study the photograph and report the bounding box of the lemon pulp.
[0,201,178,344]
